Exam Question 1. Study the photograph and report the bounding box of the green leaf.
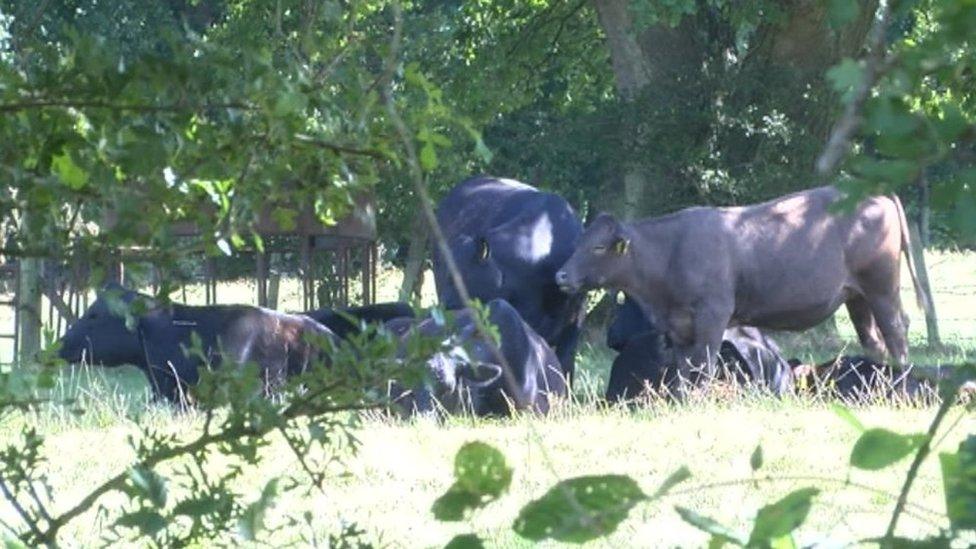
[420,141,438,171]
[444,533,484,549]
[239,478,280,541]
[513,475,647,543]
[826,58,862,104]
[850,428,926,470]
[115,509,167,536]
[941,435,976,530]
[770,534,798,549]
[454,441,513,497]
[128,466,167,508]
[750,445,763,472]
[748,488,819,545]
[831,403,865,431]
[651,466,691,499]
[273,90,308,117]
[432,442,512,521]
[675,506,745,546]
[432,485,482,521]
[52,152,89,190]
[935,104,968,142]
[828,0,860,30]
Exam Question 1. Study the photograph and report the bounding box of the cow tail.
[892,193,931,311]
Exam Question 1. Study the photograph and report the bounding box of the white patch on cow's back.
[519,213,553,263]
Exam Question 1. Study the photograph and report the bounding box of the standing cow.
[556,187,929,385]
[433,176,586,380]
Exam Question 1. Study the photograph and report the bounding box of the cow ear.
[458,362,503,386]
[612,237,630,255]
[476,237,490,261]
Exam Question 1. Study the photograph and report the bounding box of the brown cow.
[555,186,929,384]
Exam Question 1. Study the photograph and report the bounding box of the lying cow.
[605,296,794,401]
[557,187,929,387]
[58,284,410,369]
[433,175,586,380]
[137,303,335,402]
[392,298,567,416]
[790,355,939,404]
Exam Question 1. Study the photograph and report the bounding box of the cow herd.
[55,176,950,416]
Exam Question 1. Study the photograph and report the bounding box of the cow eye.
[592,245,606,255]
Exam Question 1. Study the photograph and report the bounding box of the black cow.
[605,296,794,402]
[393,298,567,416]
[58,284,409,368]
[137,304,335,402]
[57,283,149,368]
[790,355,938,403]
[433,176,585,380]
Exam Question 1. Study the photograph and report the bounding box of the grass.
[0,250,974,546]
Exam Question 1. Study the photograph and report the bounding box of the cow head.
[57,284,155,366]
[555,213,633,294]
[437,233,506,309]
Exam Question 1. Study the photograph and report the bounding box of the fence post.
[909,221,941,348]
[17,256,42,365]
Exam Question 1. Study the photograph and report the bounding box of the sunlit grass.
[0,251,973,545]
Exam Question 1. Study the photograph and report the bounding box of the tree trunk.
[591,0,654,218]
[398,212,429,301]
[17,257,41,365]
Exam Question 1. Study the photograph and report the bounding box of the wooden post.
[267,252,281,310]
[909,221,941,347]
[256,251,268,307]
[17,256,42,365]
[301,236,312,310]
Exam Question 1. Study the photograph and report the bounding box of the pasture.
[1,250,973,546]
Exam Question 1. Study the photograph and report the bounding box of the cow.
[391,298,567,416]
[137,303,336,403]
[790,355,938,404]
[433,175,586,381]
[604,296,794,401]
[556,186,929,389]
[57,283,150,368]
[58,283,410,368]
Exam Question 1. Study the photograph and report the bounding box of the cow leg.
[670,304,730,390]
[864,292,910,366]
[845,295,888,359]
[552,323,580,385]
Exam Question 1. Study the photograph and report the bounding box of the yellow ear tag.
[615,292,626,305]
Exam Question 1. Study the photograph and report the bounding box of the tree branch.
[816,0,894,177]
[0,99,252,114]
[293,134,387,159]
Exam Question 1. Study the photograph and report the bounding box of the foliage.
[829,0,976,244]
[428,369,976,547]
[0,301,490,545]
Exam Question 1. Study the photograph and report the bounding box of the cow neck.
[620,225,672,299]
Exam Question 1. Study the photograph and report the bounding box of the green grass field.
[0,250,974,546]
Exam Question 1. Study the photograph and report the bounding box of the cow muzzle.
[555,270,580,294]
